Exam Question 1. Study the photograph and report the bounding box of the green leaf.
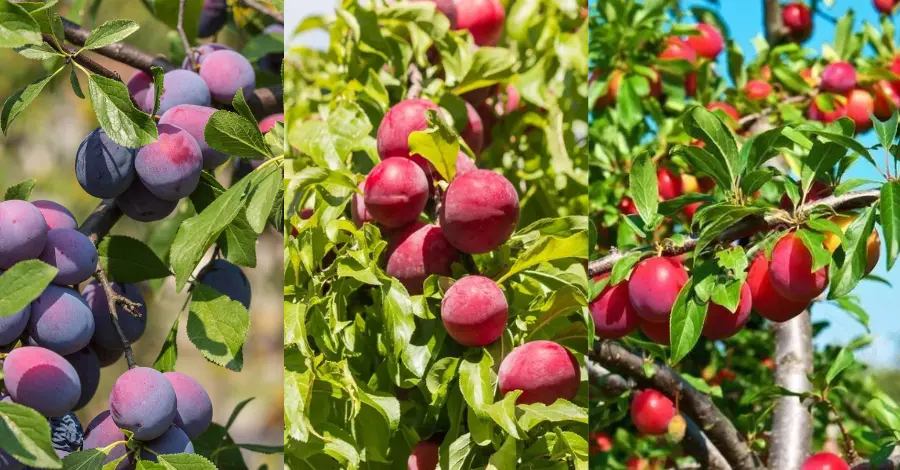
[152,313,179,372]
[486,436,517,470]
[872,112,898,152]
[187,284,251,371]
[231,89,259,129]
[497,232,588,283]
[439,433,474,470]
[0,0,42,48]
[616,78,643,130]
[0,260,57,318]
[97,235,172,282]
[682,106,739,185]
[408,109,459,182]
[517,399,588,431]
[69,67,85,99]
[88,74,158,148]
[609,251,644,285]
[629,153,658,226]
[0,402,61,468]
[881,181,900,270]
[795,229,832,272]
[82,19,139,49]
[459,349,495,416]
[797,126,872,161]
[826,347,854,384]
[156,453,217,469]
[485,390,522,439]
[149,66,164,117]
[801,140,846,195]
[453,47,516,95]
[146,0,202,43]
[672,145,732,192]
[62,449,109,469]
[4,178,34,200]
[380,279,416,384]
[828,206,876,298]
[205,110,270,159]
[669,280,707,364]
[245,166,281,233]
[2,69,60,135]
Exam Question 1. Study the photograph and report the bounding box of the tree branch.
[769,312,814,469]
[588,189,881,276]
[60,18,176,72]
[406,63,424,100]
[177,0,197,70]
[93,267,136,369]
[737,93,813,132]
[240,0,284,24]
[589,361,733,470]
[591,341,761,470]
[763,0,786,44]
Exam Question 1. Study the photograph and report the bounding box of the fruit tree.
[0,0,284,468]
[283,0,590,468]
[590,1,900,469]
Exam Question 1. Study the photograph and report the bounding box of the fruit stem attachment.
[94,267,137,370]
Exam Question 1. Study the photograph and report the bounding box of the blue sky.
[684,0,900,366]
[285,1,336,50]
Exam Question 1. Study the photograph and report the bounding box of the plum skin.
[82,410,129,467]
[377,99,441,166]
[441,275,508,346]
[364,157,430,228]
[439,169,519,254]
[135,123,204,201]
[3,346,81,417]
[627,257,689,324]
[198,259,252,309]
[140,426,195,461]
[640,318,670,345]
[82,280,147,350]
[590,274,640,339]
[29,285,96,356]
[351,181,374,228]
[701,282,753,340]
[38,228,98,286]
[164,371,213,438]
[65,347,101,411]
[75,127,137,199]
[159,105,229,169]
[801,452,849,470]
[408,441,440,470]
[747,253,810,323]
[116,179,179,222]
[820,62,857,94]
[32,200,78,230]
[768,233,828,302]
[498,340,580,405]
[686,23,723,59]
[0,200,48,269]
[199,50,256,103]
[630,389,676,435]
[144,69,211,114]
[109,366,177,441]
[454,0,506,47]
[198,0,228,38]
[385,222,460,295]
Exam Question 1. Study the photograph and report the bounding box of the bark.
[769,312,814,470]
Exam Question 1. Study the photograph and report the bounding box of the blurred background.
[677,0,900,397]
[0,1,283,467]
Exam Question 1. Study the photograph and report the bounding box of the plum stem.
[240,0,285,24]
[94,267,137,370]
[177,0,197,71]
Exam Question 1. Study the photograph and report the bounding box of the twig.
[588,189,881,276]
[60,18,176,72]
[240,0,284,24]
[737,93,813,132]
[177,0,197,71]
[769,312,814,469]
[406,63,424,100]
[42,34,121,82]
[94,267,136,370]
[591,341,761,470]
[827,400,861,465]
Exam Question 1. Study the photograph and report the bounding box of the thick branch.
[763,0,786,44]
[247,85,285,117]
[737,93,812,132]
[589,362,733,470]
[591,341,760,470]
[240,0,284,24]
[60,18,176,72]
[769,312,814,469]
[588,189,881,276]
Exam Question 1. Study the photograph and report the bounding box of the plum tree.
[109,366,177,440]
[144,69,211,114]
[198,50,257,103]
[590,274,640,339]
[407,441,439,470]
[701,282,752,340]
[198,259,252,308]
[38,229,98,286]
[115,178,179,222]
[453,0,505,47]
[32,200,77,230]
[440,275,508,346]
[64,347,100,411]
[139,426,195,461]
[439,169,520,253]
[707,102,740,123]
[782,2,813,41]
[747,253,810,323]
[159,105,229,169]
[2,346,81,417]
[29,285,95,356]
[198,0,228,38]
[82,411,128,467]
[801,452,850,470]
[163,372,213,439]
[82,280,147,351]
[630,389,675,435]
[627,257,688,324]
[821,62,857,93]
[75,127,137,199]
[686,24,723,59]
[363,157,430,228]
[0,200,47,269]
[135,123,203,201]
[872,80,900,118]
[498,340,580,405]
[769,233,829,302]
[385,222,460,295]
[0,294,29,346]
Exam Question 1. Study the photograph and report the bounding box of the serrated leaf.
[872,112,898,152]
[245,166,281,233]
[150,66,164,117]
[485,390,522,439]
[497,232,588,283]
[152,313,179,372]
[187,284,250,371]
[205,110,269,159]
[828,206,876,298]
[826,347,854,384]
[0,0,42,48]
[231,89,258,129]
[4,178,34,200]
[62,449,109,469]
[881,181,900,270]
[0,402,61,468]
[408,109,459,182]
[83,19,139,49]
[609,252,643,285]
[88,74,158,148]
[156,453,217,469]
[2,69,60,134]
[0,260,57,318]
[669,280,707,364]
[630,153,658,226]
[683,106,739,186]
[517,399,588,431]
[453,47,516,94]
[98,235,172,282]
